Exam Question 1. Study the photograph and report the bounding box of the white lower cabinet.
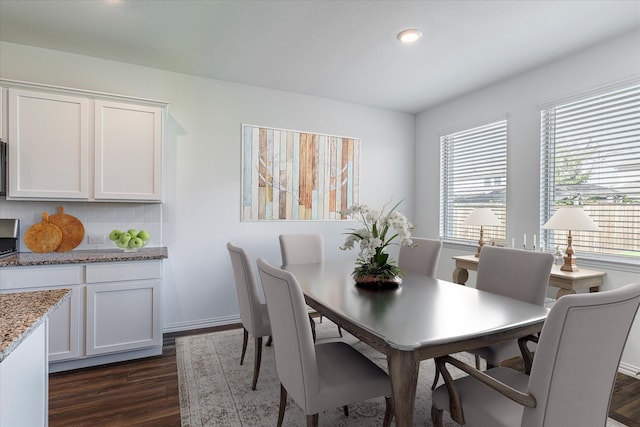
[0,265,83,363]
[85,261,161,355]
[0,260,163,371]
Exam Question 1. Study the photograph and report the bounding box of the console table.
[452,254,606,299]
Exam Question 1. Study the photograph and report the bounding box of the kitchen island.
[0,289,70,427]
[0,247,168,372]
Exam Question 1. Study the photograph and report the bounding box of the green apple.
[127,229,138,239]
[137,230,150,242]
[118,232,132,243]
[115,240,129,249]
[129,237,144,249]
[109,230,122,241]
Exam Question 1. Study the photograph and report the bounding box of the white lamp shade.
[463,208,502,226]
[542,206,600,231]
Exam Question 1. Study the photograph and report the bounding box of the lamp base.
[475,228,484,257]
[561,254,579,272]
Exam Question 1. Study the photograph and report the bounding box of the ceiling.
[1,0,639,113]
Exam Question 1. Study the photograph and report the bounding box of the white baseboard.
[163,314,240,333]
[619,361,640,378]
[50,346,162,373]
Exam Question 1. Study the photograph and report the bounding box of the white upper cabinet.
[8,88,90,199]
[4,81,165,202]
[94,100,162,201]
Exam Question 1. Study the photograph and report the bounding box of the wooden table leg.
[556,288,575,299]
[452,267,469,285]
[387,349,419,427]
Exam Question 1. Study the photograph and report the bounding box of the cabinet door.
[94,100,163,201]
[47,285,82,361]
[85,279,161,355]
[8,88,89,199]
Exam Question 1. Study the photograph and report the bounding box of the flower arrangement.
[340,201,414,282]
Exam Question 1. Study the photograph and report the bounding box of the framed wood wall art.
[241,124,360,221]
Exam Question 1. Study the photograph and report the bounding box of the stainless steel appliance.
[0,219,19,258]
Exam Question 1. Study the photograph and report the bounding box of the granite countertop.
[0,288,71,362]
[0,246,168,268]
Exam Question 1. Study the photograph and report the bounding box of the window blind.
[540,84,640,259]
[440,120,507,243]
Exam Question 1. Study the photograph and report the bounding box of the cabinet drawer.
[0,265,83,290]
[85,261,162,283]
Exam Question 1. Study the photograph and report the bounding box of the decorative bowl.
[109,229,151,252]
[113,240,148,252]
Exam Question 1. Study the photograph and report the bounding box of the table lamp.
[542,205,600,272]
[463,208,502,257]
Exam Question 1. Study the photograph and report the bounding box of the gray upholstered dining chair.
[227,242,272,390]
[278,233,342,340]
[432,246,553,389]
[279,233,325,265]
[256,258,394,427]
[431,282,640,427]
[469,246,553,370]
[470,246,553,368]
[398,237,442,277]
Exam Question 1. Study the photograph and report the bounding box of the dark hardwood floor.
[49,324,640,427]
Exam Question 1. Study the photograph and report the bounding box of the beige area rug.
[177,320,628,427]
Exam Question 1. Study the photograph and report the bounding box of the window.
[440,120,507,243]
[540,83,640,260]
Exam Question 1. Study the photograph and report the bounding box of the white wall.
[2,30,639,373]
[0,41,415,331]
[415,30,640,374]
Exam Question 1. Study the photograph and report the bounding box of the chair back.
[256,258,319,410]
[279,233,324,265]
[523,282,640,427]
[476,246,553,305]
[227,242,269,336]
[398,237,442,277]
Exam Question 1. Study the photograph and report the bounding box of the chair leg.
[382,396,394,427]
[266,335,273,346]
[431,405,444,427]
[308,314,317,342]
[277,384,287,427]
[320,314,345,338]
[475,354,481,369]
[306,414,319,427]
[343,405,349,416]
[251,336,263,390]
[431,362,440,390]
[240,328,248,365]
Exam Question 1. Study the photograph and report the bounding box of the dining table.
[282,260,550,427]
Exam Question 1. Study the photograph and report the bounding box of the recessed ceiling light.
[397,29,422,44]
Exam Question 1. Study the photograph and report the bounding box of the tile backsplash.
[0,200,162,252]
